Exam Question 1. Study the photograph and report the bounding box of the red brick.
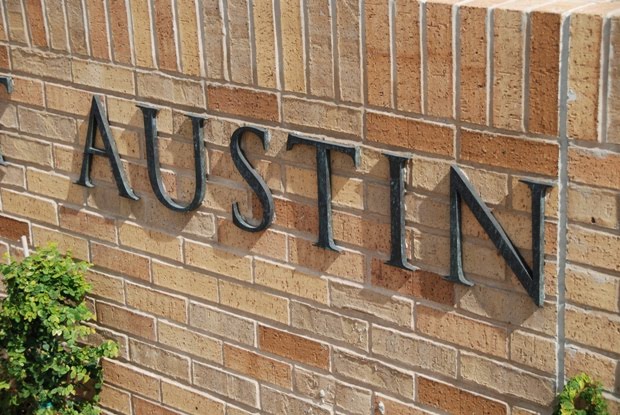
[25,0,47,47]
[0,215,29,241]
[109,0,132,64]
[207,85,279,122]
[259,325,330,369]
[154,0,178,71]
[87,0,110,60]
[418,377,507,415]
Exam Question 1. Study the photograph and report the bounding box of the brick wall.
[0,0,618,414]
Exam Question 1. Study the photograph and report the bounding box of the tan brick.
[97,302,156,340]
[291,301,368,350]
[418,377,507,415]
[568,147,620,190]
[255,260,328,304]
[72,59,135,94]
[190,303,255,346]
[565,305,620,354]
[0,214,29,241]
[460,129,558,176]
[107,96,172,133]
[510,176,559,218]
[282,97,362,136]
[261,386,330,415]
[567,185,618,228]
[409,156,451,194]
[280,0,305,92]
[193,362,258,408]
[509,331,555,373]
[394,0,421,113]
[137,72,204,107]
[161,381,225,415]
[335,382,372,415]
[365,0,391,107]
[11,47,72,81]
[293,367,335,403]
[285,166,364,209]
[567,226,619,272]
[220,280,289,324]
[460,352,555,405]
[130,339,190,381]
[565,265,619,313]
[203,0,225,78]
[153,261,218,303]
[253,0,276,88]
[460,5,487,124]
[0,163,25,188]
[0,104,18,130]
[217,219,286,261]
[6,0,28,43]
[307,0,334,97]
[366,111,454,156]
[44,0,69,50]
[26,169,84,204]
[608,15,620,144]
[85,269,125,303]
[0,76,44,107]
[130,0,154,67]
[336,0,362,103]
[1,189,57,225]
[332,212,390,253]
[185,240,252,281]
[224,344,292,389]
[207,85,279,122]
[158,321,222,363]
[126,283,187,323]
[565,345,618,393]
[259,325,329,369]
[177,0,200,76]
[92,243,150,282]
[100,384,131,414]
[59,206,116,242]
[119,222,182,261]
[372,325,457,377]
[102,359,160,400]
[66,0,88,54]
[228,0,253,83]
[32,226,89,261]
[84,326,129,359]
[154,0,177,71]
[426,1,453,117]
[289,237,365,282]
[333,349,413,399]
[45,84,96,116]
[18,108,76,143]
[331,282,412,327]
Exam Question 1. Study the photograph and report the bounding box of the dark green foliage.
[554,373,609,415]
[0,245,118,415]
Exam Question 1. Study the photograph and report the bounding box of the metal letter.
[230,126,274,232]
[286,134,360,251]
[76,97,138,200]
[447,166,553,306]
[385,152,415,270]
[139,105,206,212]
[0,76,13,166]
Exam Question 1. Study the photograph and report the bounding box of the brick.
[126,283,187,323]
[566,225,619,272]
[18,107,77,142]
[511,176,559,218]
[1,189,57,225]
[460,352,555,405]
[26,169,84,204]
[130,0,154,67]
[85,269,125,303]
[373,325,457,377]
[45,0,68,51]
[0,76,44,106]
[137,72,204,107]
[509,330,556,373]
[32,226,89,261]
[282,97,363,136]
[158,321,222,363]
[253,0,276,87]
[45,84,97,117]
[91,242,150,281]
[207,85,279,122]
[333,349,414,399]
[366,111,454,156]
[261,386,330,415]
[185,240,252,281]
[0,163,25,188]
[0,104,18,130]
[108,0,131,64]
[6,0,27,43]
[259,325,329,369]
[193,362,258,407]
[418,377,507,415]
[293,367,335,403]
[102,359,160,400]
[217,219,286,260]
[25,0,47,47]
[528,11,560,135]
[285,166,364,209]
[565,345,618,393]
[280,0,305,92]
[335,382,371,415]
[72,59,135,94]
[130,339,190,381]
[268,198,318,234]
[119,222,182,261]
[175,0,200,75]
[224,345,292,389]
[460,129,558,176]
[152,261,218,303]
[567,185,617,228]
[203,0,225,78]
[409,156,451,193]
[371,259,454,305]
[291,301,368,350]
[255,260,328,304]
[97,302,156,340]
[189,303,255,345]
[565,265,619,313]
[393,0,421,112]
[373,395,430,415]
[219,280,289,324]
[289,237,365,282]
[59,206,117,242]
[0,45,9,69]
[331,282,412,327]
[365,0,391,107]
[100,384,131,414]
[0,215,29,241]
[426,1,453,117]
[608,15,620,144]
[336,0,362,102]
[565,305,620,354]
[133,397,181,415]
[154,0,178,71]
[307,0,334,97]
[86,0,109,60]
[493,8,524,130]
[66,0,88,54]
[11,47,72,81]
[460,5,487,124]
[228,0,253,83]
[568,148,620,190]
[161,381,225,415]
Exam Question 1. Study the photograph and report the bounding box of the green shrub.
[554,373,609,415]
[0,245,118,415]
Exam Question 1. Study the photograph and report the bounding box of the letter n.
[447,166,553,306]
[75,97,138,200]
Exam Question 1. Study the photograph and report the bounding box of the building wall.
[0,0,618,414]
